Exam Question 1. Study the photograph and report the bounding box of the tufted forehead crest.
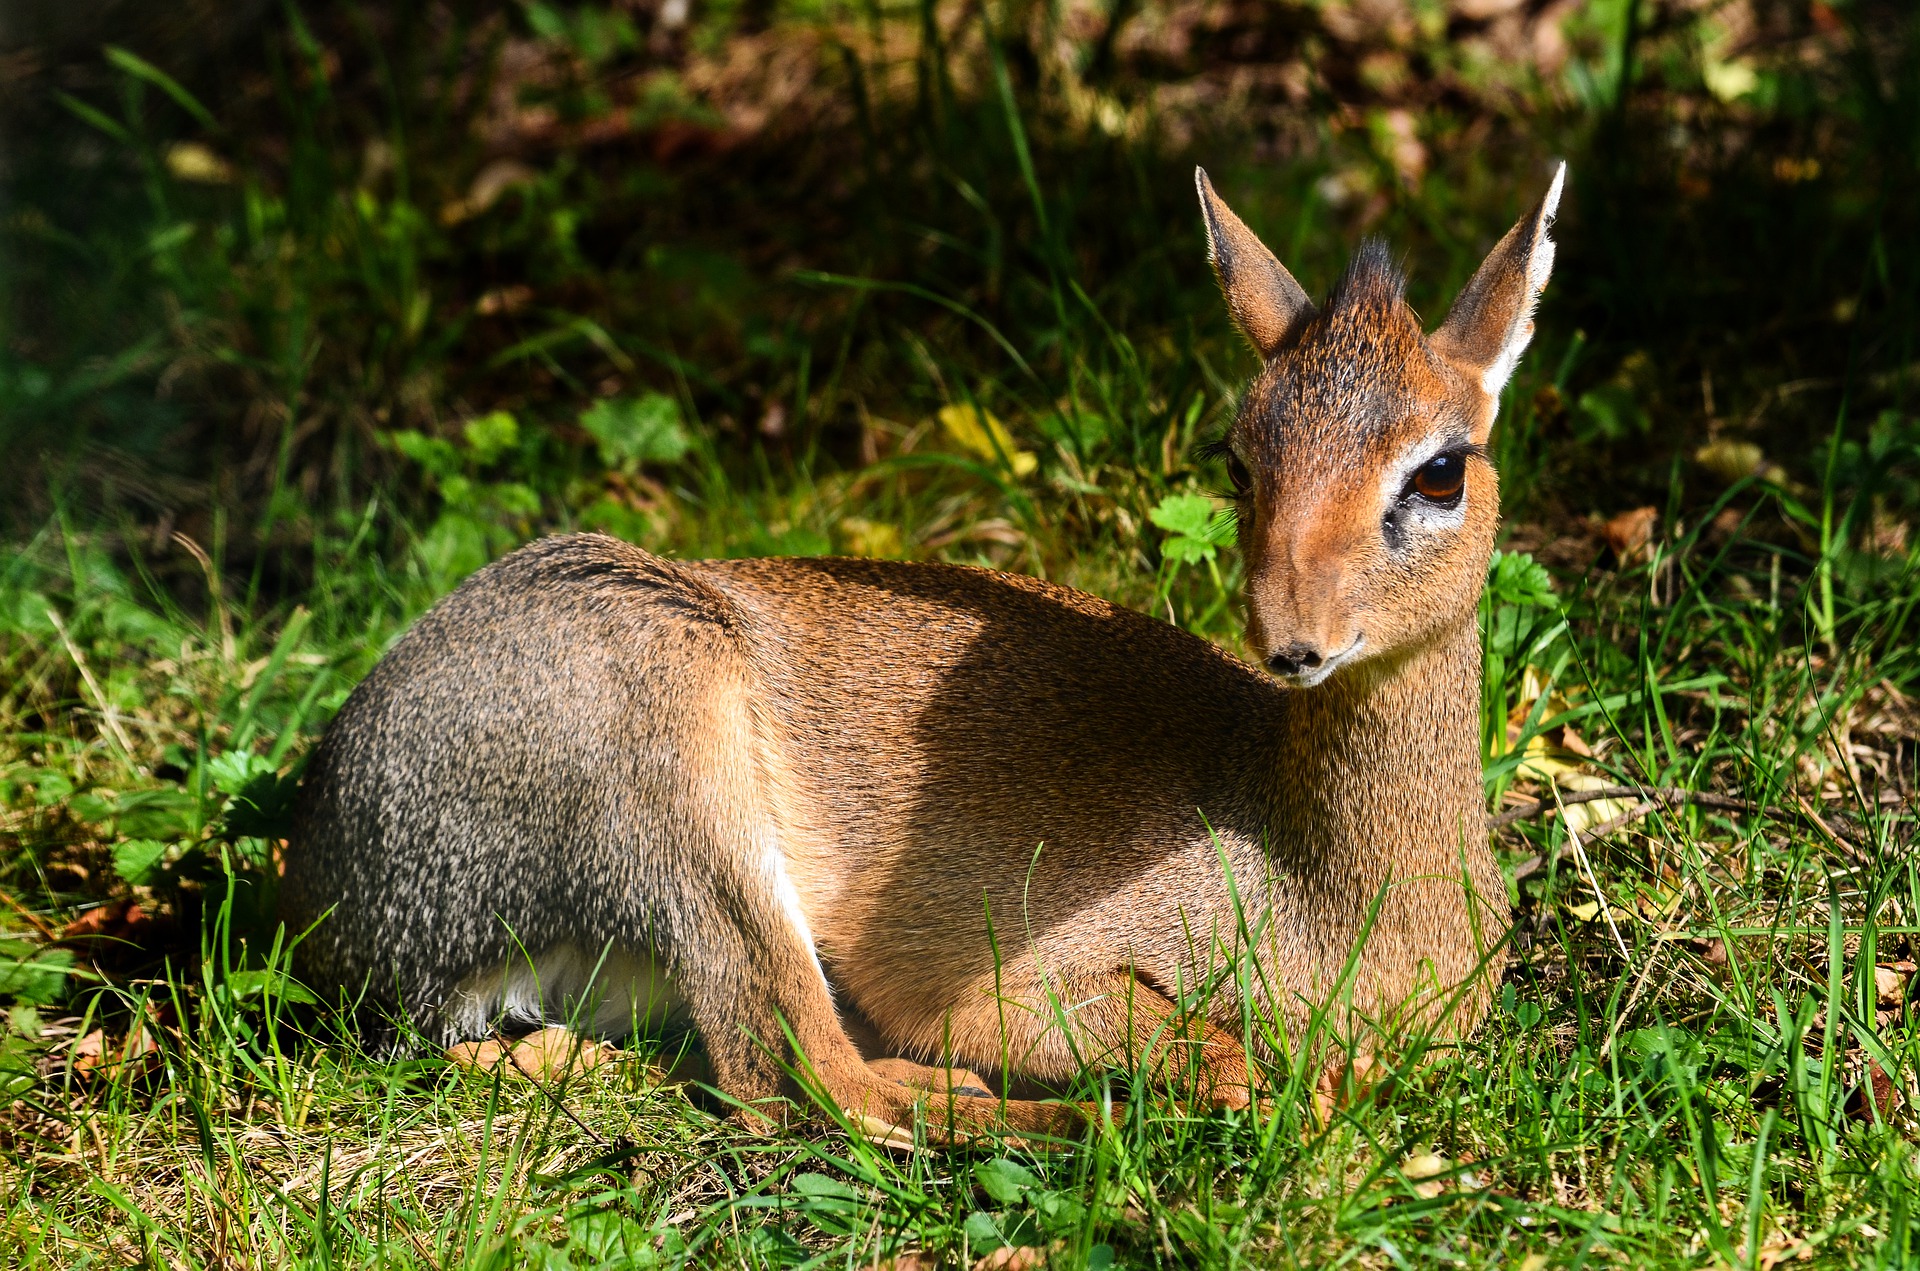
[1325,239,1407,318]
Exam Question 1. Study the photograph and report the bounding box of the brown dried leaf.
[870,1254,938,1271]
[446,1026,612,1081]
[69,1024,159,1080]
[1313,1051,1390,1126]
[1599,505,1659,563]
[1875,962,1915,1008]
[60,898,151,942]
[1844,1059,1903,1123]
[445,1036,511,1071]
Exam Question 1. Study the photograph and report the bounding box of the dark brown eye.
[1410,452,1466,503]
[1226,452,1252,497]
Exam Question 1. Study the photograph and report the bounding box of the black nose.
[1265,643,1324,676]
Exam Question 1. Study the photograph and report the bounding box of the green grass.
[6,411,1920,1267]
[4,0,1920,1266]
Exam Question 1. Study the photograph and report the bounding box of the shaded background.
[2,0,1913,594]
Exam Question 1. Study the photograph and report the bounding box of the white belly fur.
[445,942,685,1040]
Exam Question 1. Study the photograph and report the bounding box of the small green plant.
[580,394,693,470]
[387,412,545,593]
[1148,491,1238,628]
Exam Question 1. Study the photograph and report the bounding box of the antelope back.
[1196,166,1564,685]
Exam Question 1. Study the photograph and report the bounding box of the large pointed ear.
[1431,161,1567,402]
[1196,167,1315,359]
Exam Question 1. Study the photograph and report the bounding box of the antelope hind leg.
[896,967,1264,1115]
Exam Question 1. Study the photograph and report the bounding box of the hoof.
[866,1056,994,1099]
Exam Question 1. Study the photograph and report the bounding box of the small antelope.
[284,164,1564,1138]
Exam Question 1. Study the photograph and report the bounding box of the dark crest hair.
[1324,238,1407,316]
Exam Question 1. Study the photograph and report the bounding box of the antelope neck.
[1261,616,1492,959]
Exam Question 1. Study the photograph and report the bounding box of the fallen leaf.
[1755,1237,1815,1270]
[974,1246,1050,1271]
[1401,1151,1450,1199]
[70,1025,159,1079]
[1876,962,1915,1008]
[446,1036,510,1070]
[60,898,152,942]
[1505,666,1599,781]
[513,1026,612,1078]
[1313,1051,1389,1126]
[1561,798,1637,839]
[476,285,534,316]
[446,1026,612,1081]
[937,404,1037,477]
[164,141,232,184]
[871,1254,938,1271]
[440,158,539,225]
[1557,772,1635,839]
[1695,438,1787,487]
[1635,884,1684,922]
[1844,1059,1903,1123]
[1600,506,1659,563]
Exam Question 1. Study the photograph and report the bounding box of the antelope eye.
[1226,452,1252,497]
[1410,452,1466,504]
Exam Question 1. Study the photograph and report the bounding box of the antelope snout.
[1260,631,1364,687]
[1244,534,1364,686]
[1264,642,1323,677]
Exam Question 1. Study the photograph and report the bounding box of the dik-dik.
[285,164,1564,1138]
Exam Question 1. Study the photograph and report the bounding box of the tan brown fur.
[282,165,1566,1141]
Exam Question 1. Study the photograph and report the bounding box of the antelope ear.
[1196,167,1315,359]
[1431,161,1566,404]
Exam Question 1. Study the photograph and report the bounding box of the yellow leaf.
[1636,884,1683,922]
[937,404,1037,477]
[1517,739,1589,783]
[1565,900,1602,922]
[1401,1152,1450,1200]
[1504,665,1587,775]
[1562,795,1635,837]
[837,517,904,559]
[1702,56,1759,103]
[164,141,232,184]
[1694,438,1786,486]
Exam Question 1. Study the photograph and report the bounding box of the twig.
[1489,783,1863,850]
[0,887,59,941]
[1793,792,1873,865]
[1489,785,1753,830]
[499,1034,628,1153]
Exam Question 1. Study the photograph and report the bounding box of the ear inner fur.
[1430,161,1566,401]
[1195,167,1317,358]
